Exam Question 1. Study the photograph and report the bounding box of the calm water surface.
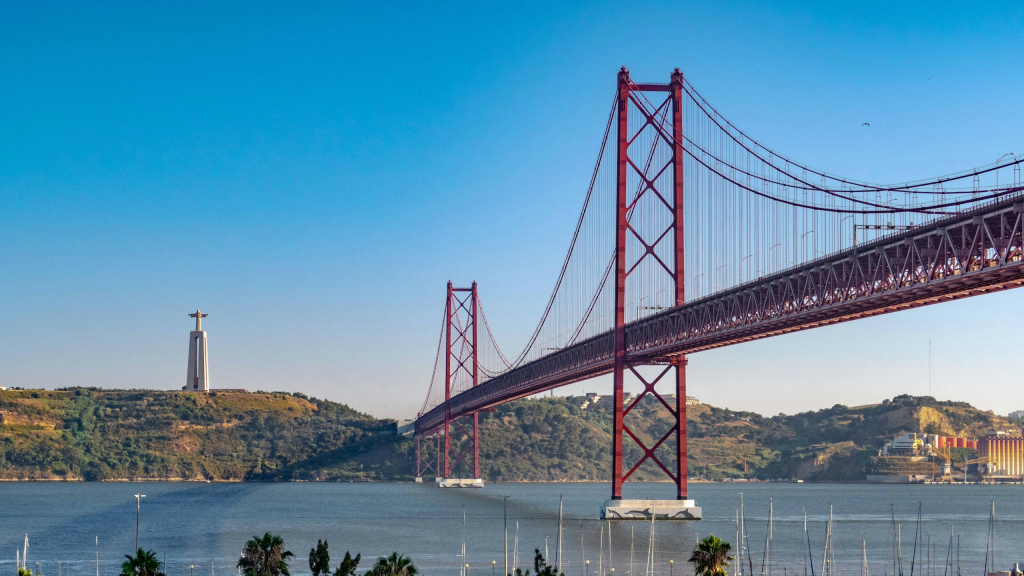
[1,482,1021,576]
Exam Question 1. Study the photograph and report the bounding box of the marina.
[2,482,1022,576]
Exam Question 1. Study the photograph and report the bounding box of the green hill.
[0,388,403,481]
[0,388,1015,482]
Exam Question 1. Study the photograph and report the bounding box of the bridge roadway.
[415,193,1024,435]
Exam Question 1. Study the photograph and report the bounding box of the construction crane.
[964,456,997,482]
[930,447,953,481]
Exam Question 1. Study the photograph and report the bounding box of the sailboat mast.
[741,494,753,576]
[737,508,745,573]
[645,504,656,576]
[917,500,925,573]
[630,525,635,576]
[580,522,585,576]
[863,536,868,576]
[805,511,816,576]
[769,500,774,576]
[898,523,903,576]
[513,519,519,573]
[608,521,613,576]
[820,510,830,576]
[557,497,563,574]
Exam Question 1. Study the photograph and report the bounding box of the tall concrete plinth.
[437,478,484,488]
[186,310,209,392]
[602,499,701,520]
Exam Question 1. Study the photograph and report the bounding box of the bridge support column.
[439,281,483,487]
[604,66,699,520]
[416,433,442,483]
[676,356,688,501]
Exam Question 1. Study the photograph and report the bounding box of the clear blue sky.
[2,1,1022,419]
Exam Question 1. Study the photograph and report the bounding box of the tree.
[688,535,734,576]
[334,552,360,576]
[309,540,330,576]
[364,553,417,576]
[121,549,165,576]
[239,533,294,576]
[532,549,562,576]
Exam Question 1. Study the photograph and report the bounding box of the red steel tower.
[607,68,697,519]
[442,281,480,479]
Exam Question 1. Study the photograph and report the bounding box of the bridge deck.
[415,195,1024,435]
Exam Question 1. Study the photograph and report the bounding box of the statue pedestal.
[186,329,209,392]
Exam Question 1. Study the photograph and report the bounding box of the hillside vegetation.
[0,388,403,481]
[0,388,1015,482]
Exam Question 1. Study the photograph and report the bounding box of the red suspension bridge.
[412,68,1024,518]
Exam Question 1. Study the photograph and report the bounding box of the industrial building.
[978,434,1024,476]
[931,435,977,449]
[882,432,924,455]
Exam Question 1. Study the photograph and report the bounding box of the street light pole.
[996,153,1016,191]
[134,494,146,551]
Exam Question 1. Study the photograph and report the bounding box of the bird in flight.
[862,122,870,127]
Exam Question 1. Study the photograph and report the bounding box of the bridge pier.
[602,499,701,520]
[435,476,484,489]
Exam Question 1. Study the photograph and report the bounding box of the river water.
[0,482,1020,576]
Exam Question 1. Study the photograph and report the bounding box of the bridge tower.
[604,68,699,519]
[438,281,483,487]
[414,434,441,483]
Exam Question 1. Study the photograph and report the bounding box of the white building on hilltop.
[185,309,210,392]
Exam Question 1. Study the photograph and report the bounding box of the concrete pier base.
[414,477,423,483]
[438,478,484,488]
[601,499,701,520]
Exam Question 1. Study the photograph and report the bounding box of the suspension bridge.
[411,67,1024,519]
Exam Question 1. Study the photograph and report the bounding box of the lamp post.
[767,243,782,270]
[191,566,195,576]
[466,564,470,576]
[134,494,146,551]
[996,153,1016,191]
[586,560,590,576]
[492,561,496,576]
[739,254,754,283]
[670,560,674,576]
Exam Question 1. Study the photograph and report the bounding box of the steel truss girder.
[416,196,1024,436]
[627,199,1024,358]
